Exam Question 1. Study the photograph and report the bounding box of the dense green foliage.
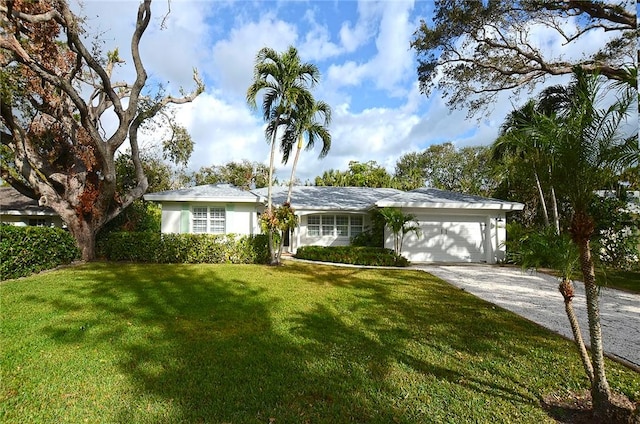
[98,201,161,237]
[295,245,409,267]
[504,223,579,276]
[0,225,79,280]
[351,209,386,248]
[191,160,270,189]
[2,262,638,423]
[315,160,393,188]
[97,232,269,264]
[394,143,496,194]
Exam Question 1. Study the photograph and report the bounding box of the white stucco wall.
[159,202,260,235]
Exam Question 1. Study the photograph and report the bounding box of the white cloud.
[210,13,298,101]
[298,9,343,61]
[325,1,415,95]
[175,93,269,170]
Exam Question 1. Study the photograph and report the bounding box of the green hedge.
[96,232,270,264]
[0,225,79,280]
[294,245,409,267]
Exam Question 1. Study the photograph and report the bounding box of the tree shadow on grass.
[5,261,600,423]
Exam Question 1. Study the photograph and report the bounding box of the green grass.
[1,262,638,423]
[596,268,640,294]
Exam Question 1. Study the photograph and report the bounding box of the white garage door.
[399,215,487,263]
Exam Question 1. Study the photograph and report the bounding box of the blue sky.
[76,0,623,184]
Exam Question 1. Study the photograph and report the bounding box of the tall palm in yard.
[492,101,560,233]
[531,69,637,418]
[246,46,319,212]
[281,99,332,203]
[246,46,318,264]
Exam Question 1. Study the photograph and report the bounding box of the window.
[306,214,365,238]
[192,207,225,234]
[336,215,349,236]
[29,218,47,227]
[308,215,320,236]
[322,215,334,236]
[350,216,363,236]
[192,208,208,233]
[210,208,225,233]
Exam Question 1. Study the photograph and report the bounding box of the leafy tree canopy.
[411,0,636,113]
[314,160,392,188]
[394,143,496,196]
[192,160,270,190]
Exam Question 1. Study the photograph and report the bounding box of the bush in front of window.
[294,245,409,267]
[0,225,80,280]
[96,232,269,264]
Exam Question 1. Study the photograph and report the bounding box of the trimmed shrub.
[0,225,79,280]
[294,245,409,267]
[96,232,269,264]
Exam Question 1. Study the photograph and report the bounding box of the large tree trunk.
[571,211,612,418]
[67,218,98,261]
[558,278,594,383]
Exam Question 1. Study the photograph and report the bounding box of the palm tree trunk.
[534,170,550,227]
[267,117,280,212]
[286,135,303,204]
[266,118,280,265]
[550,185,560,235]
[558,278,594,383]
[571,212,611,417]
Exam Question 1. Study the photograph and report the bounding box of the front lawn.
[1,262,638,423]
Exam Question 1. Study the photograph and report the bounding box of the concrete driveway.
[414,264,640,370]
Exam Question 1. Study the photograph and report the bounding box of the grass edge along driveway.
[1,262,638,423]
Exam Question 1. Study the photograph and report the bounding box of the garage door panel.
[401,215,486,263]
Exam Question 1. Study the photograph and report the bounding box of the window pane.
[210,207,225,234]
[350,216,363,236]
[193,207,207,233]
[308,216,320,225]
[336,215,349,236]
[308,215,320,236]
[321,215,334,236]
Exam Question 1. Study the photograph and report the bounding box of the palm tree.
[246,46,318,264]
[281,98,332,203]
[531,69,636,418]
[379,208,421,257]
[492,101,560,233]
[246,46,319,212]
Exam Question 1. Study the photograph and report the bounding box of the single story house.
[144,184,524,264]
[0,186,65,228]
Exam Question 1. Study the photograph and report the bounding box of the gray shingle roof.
[376,188,524,210]
[252,186,404,211]
[144,184,261,203]
[144,184,523,212]
[0,187,57,215]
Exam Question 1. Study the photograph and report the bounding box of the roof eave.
[143,195,261,203]
[375,201,525,211]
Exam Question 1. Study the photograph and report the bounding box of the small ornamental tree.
[379,207,421,257]
[259,202,299,265]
